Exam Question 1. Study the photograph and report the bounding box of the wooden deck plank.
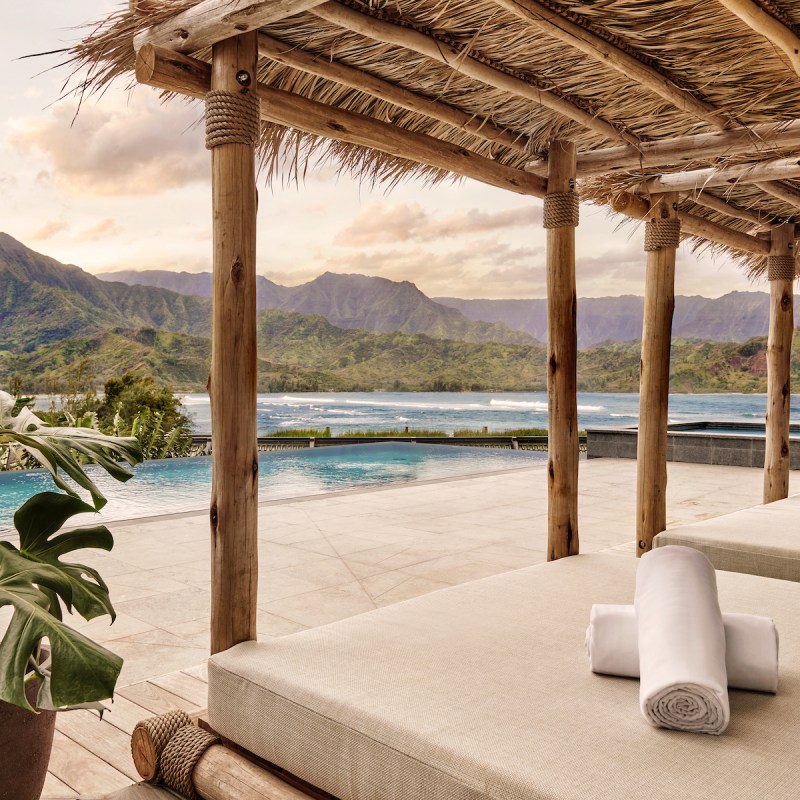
[42,770,76,797]
[56,711,140,781]
[181,661,209,682]
[104,694,160,737]
[47,730,131,796]
[118,680,202,715]
[149,671,209,707]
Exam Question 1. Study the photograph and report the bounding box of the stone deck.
[42,458,794,798]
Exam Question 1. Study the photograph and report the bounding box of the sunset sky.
[0,2,765,299]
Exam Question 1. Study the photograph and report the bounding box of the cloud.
[334,202,541,247]
[7,93,207,197]
[30,219,69,240]
[75,218,122,242]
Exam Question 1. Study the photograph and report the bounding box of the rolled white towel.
[636,545,729,734]
[586,604,778,693]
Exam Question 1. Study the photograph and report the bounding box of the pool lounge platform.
[587,421,800,469]
[40,458,798,798]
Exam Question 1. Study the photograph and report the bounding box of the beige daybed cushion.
[209,554,800,800]
[655,492,800,581]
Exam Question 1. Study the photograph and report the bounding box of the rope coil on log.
[205,90,261,149]
[131,709,192,782]
[543,191,580,228]
[644,218,681,251]
[160,725,220,800]
[767,255,797,281]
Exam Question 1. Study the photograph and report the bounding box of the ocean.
[180,391,781,436]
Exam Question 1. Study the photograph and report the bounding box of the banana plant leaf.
[0,492,123,711]
[0,390,142,510]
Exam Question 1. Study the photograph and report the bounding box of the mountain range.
[100,267,781,348]
[0,232,790,394]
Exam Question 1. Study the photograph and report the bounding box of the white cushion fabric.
[655,493,800,581]
[209,554,800,800]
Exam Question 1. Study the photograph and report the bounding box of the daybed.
[206,553,799,800]
[655,493,800,582]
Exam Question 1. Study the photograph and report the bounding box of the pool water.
[0,443,546,535]
[667,423,800,438]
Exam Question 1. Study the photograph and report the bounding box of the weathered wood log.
[610,192,771,255]
[257,34,529,155]
[209,33,259,653]
[715,0,800,76]
[492,0,728,130]
[546,140,579,561]
[689,191,771,229]
[636,193,679,556]
[527,119,800,176]
[132,0,328,54]
[312,1,632,145]
[764,222,796,504]
[755,180,800,209]
[135,45,547,197]
[640,156,800,193]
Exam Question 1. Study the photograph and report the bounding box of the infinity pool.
[0,442,546,534]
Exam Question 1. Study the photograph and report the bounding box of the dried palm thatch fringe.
[62,0,800,277]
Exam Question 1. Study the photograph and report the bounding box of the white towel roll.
[635,545,729,734]
[586,604,778,693]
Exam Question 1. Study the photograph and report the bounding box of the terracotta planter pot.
[0,679,57,800]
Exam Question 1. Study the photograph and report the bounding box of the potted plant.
[0,391,143,800]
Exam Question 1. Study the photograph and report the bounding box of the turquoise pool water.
[0,443,546,535]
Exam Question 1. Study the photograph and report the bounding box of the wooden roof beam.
[527,120,800,176]
[612,193,771,255]
[135,44,547,198]
[715,0,800,76]
[132,0,329,54]
[492,0,730,130]
[755,180,800,210]
[311,1,636,146]
[689,191,773,229]
[640,156,800,193]
[257,34,531,156]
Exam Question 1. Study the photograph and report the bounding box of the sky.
[0,1,766,299]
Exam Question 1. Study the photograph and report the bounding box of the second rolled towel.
[636,546,729,734]
[586,604,778,693]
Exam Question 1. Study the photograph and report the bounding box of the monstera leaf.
[0,492,123,711]
[0,390,142,510]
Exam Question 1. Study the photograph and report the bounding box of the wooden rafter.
[690,191,772,229]
[715,0,800,76]
[640,156,800,193]
[527,120,800,176]
[135,45,547,197]
[755,180,800,209]
[611,192,771,255]
[132,0,329,54]
[257,34,531,156]
[311,1,635,146]
[492,0,730,129]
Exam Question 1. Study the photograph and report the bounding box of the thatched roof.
[67,0,800,274]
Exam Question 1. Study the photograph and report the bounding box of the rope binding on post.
[205,89,261,149]
[644,217,681,251]
[767,255,796,281]
[543,191,580,229]
[132,709,192,782]
[160,725,220,800]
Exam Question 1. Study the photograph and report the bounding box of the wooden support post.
[546,140,579,561]
[764,222,796,504]
[636,193,679,556]
[209,33,259,654]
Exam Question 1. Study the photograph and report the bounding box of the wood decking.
[43,663,208,799]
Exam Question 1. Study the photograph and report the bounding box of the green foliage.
[0,390,142,510]
[0,493,122,712]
